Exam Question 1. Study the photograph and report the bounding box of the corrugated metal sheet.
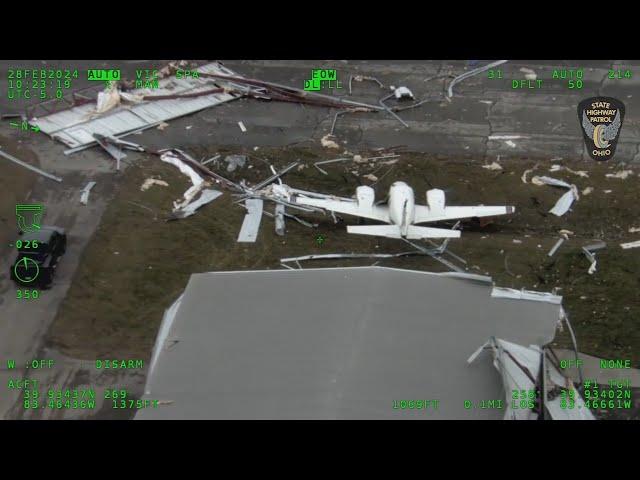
[32,62,241,149]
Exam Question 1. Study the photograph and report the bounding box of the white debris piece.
[274,204,286,236]
[604,189,612,193]
[482,161,503,171]
[80,181,96,205]
[238,121,247,133]
[95,85,120,114]
[628,227,640,233]
[559,229,574,236]
[531,176,571,188]
[606,170,634,179]
[363,173,378,181]
[173,189,223,219]
[157,122,169,131]
[224,155,247,173]
[620,240,640,250]
[547,238,565,257]
[581,186,594,196]
[393,86,414,100]
[160,152,205,211]
[531,176,578,217]
[238,199,264,243]
[321,134,340,149]
[505,140,517,148]
[512,239,522,244]
[519,67,537,81]
[140,178,169,191]
[488,135,527,140]
[521,167,536,183]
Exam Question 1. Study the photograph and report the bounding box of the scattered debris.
[348,75,384,95]
[582,241,606,275]
[320,134,340,149]
[559,229,574,236]
[80,181,96,205]
[530,176,579,217]
[605,170,634,180]
[393,86,414,100]
[313,157,350,175]
[581,186,594,196]
[185,125,192,130]
[620,240,640,250]
[0,147,63,183]
[547,238,565,257]
[482,161,503,171]
[95,83,120,114]
[141,178,169,191]
[170,189,223,220]
[274,204,286,236]
[202,155,220,166]
[519,67,537,81]
[238,121,247,133]
[93,133,126,170]
[157,122,169,131]
[160,151,206,211]
[488,135,528,140]
[237,199,264,243]
[447,60,508,98]
[512,239,522,244]
[505,140,517,148]
[224,154,248,173]
[363,173,378,182]
[603,189,612,193]
[628,227,640,233]
[521,167,537,184]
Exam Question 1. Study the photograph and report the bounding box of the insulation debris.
[80,181,96,205]
[606,170,634,179]
[157,122,169,131]
[224,155,247,173]
[620,240,640,250]
[95,84,121,114]
[628,227,640,233]
[581,186,594,196]
[321,134,340,149]
[363,174,378,182]
[160,152,205,211]
[238,121,247,133]
[505,140,516,148]
[482,161,503,171]
[141,178,169,191]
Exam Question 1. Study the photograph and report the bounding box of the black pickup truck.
[10,226,67,289]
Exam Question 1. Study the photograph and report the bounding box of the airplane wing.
[295,197,390,222]
[414,205,514,223]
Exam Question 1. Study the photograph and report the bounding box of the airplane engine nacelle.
[356,185,375,208]
[426,189,446,213]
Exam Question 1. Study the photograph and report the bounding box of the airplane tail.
[347,225,461,239]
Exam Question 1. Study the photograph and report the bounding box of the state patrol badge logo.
[578,97,625,161]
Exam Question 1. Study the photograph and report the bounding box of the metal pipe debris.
[447,60,508,98]
[379,93,409,128]
[0,148,62,182]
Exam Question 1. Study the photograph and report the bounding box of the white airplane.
[295,181,514,239]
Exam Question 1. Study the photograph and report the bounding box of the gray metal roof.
[32,62,240,149]
[136,267,562,420]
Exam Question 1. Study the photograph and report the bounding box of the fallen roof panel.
[32,62,241,149]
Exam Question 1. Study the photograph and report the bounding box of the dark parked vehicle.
[10,226,67,289]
